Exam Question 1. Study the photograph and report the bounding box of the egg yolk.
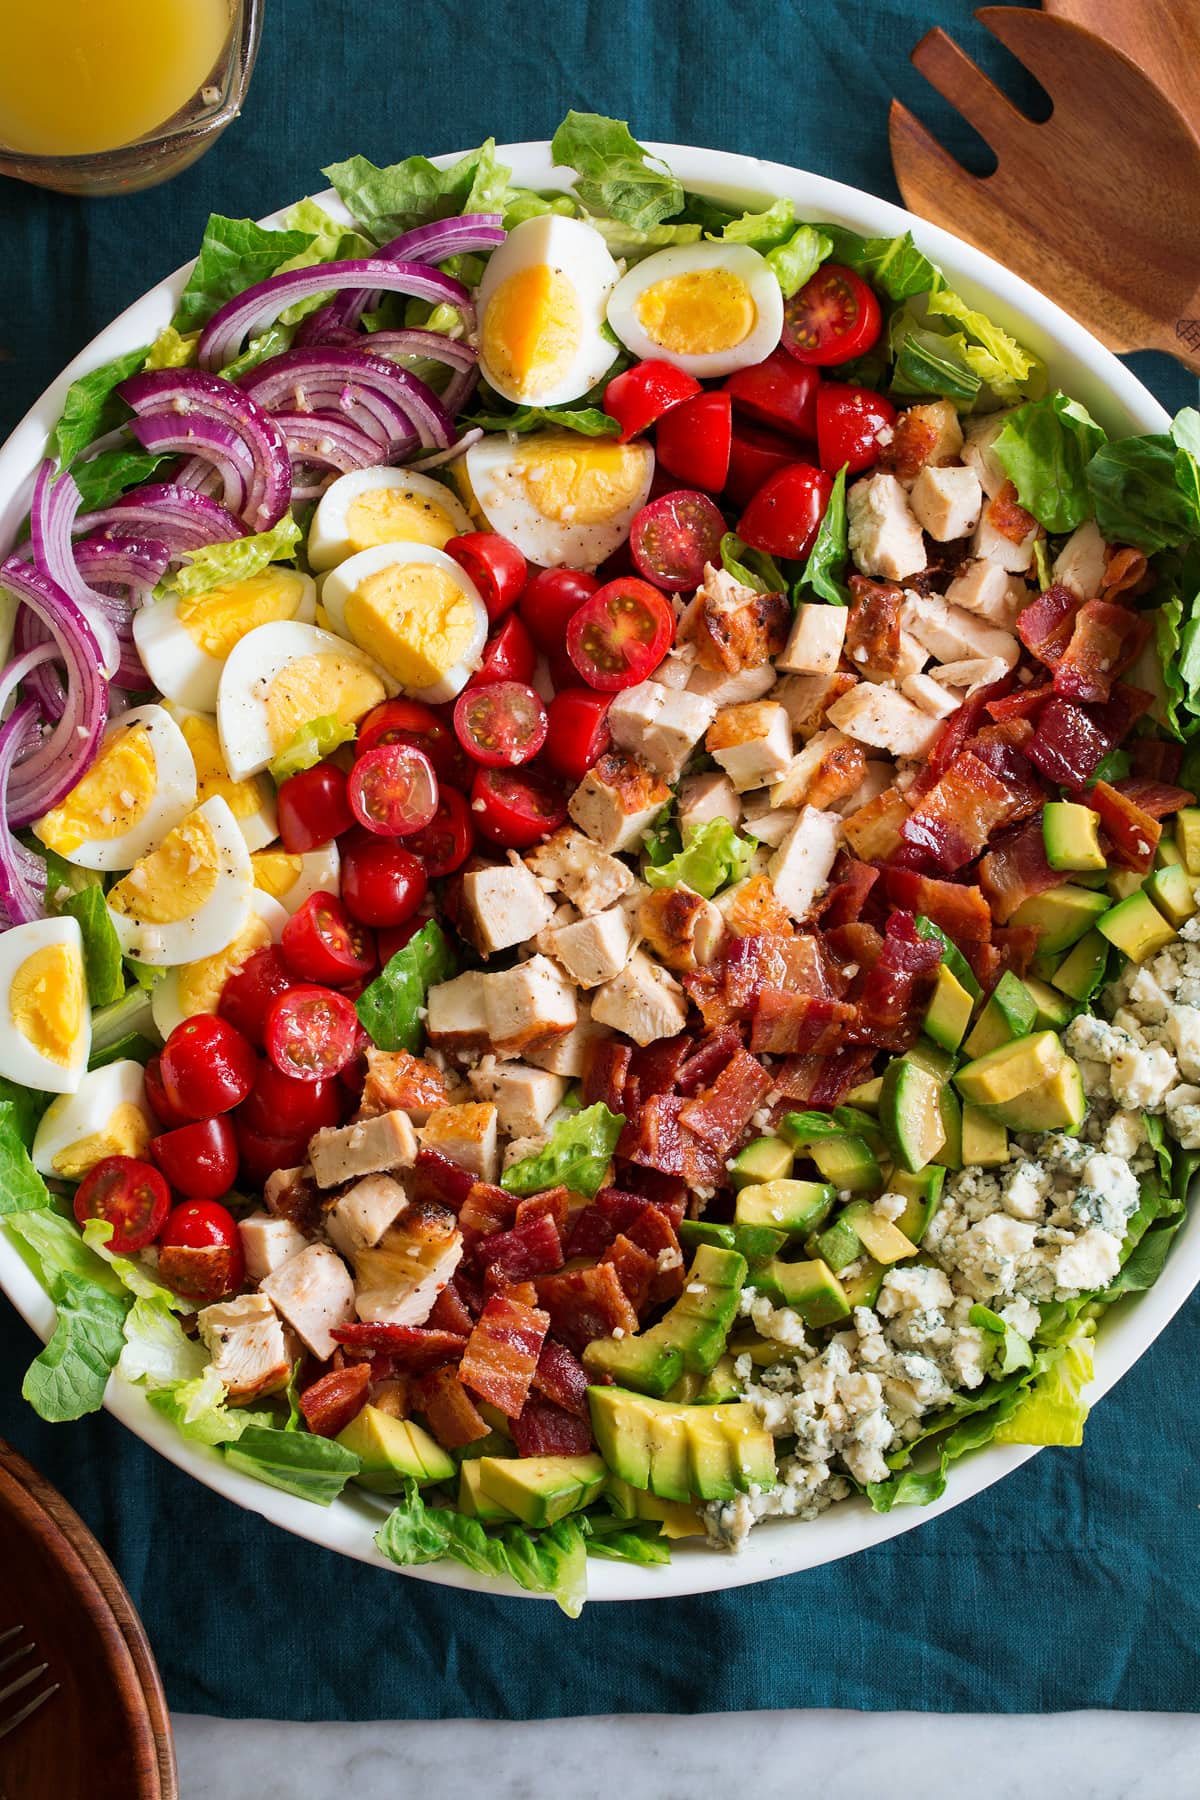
[264,652,386,752]
[177,910,273,1019]
[516,432,653,525]
[252,849,302,900]
[52,1104,152,1179]
[634,268,756,355]
[177,712,266,827]
[33,723,156,856]
[176,569,309,658]
[343,565,478,690]
[10,942,84,1066]
[345,485,458,552]
[108,811,220,925]
[482,264,582,400]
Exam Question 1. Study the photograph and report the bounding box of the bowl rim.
[0,137,1191,1606]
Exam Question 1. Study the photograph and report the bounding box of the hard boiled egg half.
[152,889,288,1040]
[133,566,317,714]
[465,430,654,568]
[477,214,620,406]
[308,468,474,572]
[0,916,90,1093]
[321,545,487,703]
[105,795,253,966]
[32,704,196,872]
[217,621,395,781]
[252,842,340,914]
[164,705,277,853]
[606,243,784,378]
[32,1060,157,1179]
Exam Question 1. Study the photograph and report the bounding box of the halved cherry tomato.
[630,489,726,592]
[816,382,898,475]
[405,787,476,877]
[159,1016,257,1121]
[218,946,301,1048]
[724,424,804,509]
[544,688,611,782]
[470,765,568,849]
[654,391,733,491]
[445,532,528,621]
[737,462,833,559]
[150,1116,238,1201]
[356,697,471,789]
[73,1156,170,1254]
[340,829,428,927]
[265,985,360,1082]
[143,1054,192,1130]
[348,743,438,836]
[519,567,600,655]
[604,359,701,441]
[237,1059,346,1139]
[281,892,376,986]
[453,681,547,768]
[159,1200,244,1301]
[566,577,674,690]
[467,613,538,689]
[276,762,353,853]
[724,348,820,439]
[782,263,883,366]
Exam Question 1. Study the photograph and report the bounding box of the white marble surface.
[174,1711,1200,1798]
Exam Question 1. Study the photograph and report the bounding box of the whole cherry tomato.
[544,688,611,782]
[281,893,376,986]
[782,263,883,365]
[143,1054,192,1130]
[73,1156,169,1254]
[466,613,538,689]
[159,1016,257,1121]
[604,359,701,441]
[218,946,301,1048]
[654,391,733,491]
[232,1121,312,1189]
[237,1059,347,1140]
[276,762,354,853]
[149,1117,238,1201]
[724,424,804,510]
[444,532,528,621]
[737,462,834,559]
[339,829,428,928]
[816,382,898,475]
[518,567,600,655]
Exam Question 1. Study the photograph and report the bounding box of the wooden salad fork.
[1042,0,1200,143]
[888,7,1200,371]
[0,1624,59,1743]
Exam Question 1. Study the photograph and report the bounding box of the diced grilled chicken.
[467,1060,567,1137]
[605,681,717,780]
[541,906,633,989]
[908,463,983,541]
[677,770,742,838]
[358,1047,450,1124]
[525,825,635,914]
[238,1212,309,1283]
[777,602,848,676]
[677,563,790,672]
[902,671,962,719]
[770,729,866,812]
[352,1202,464,1327]
[847,472,927,581]
[637,884,725,972]
[568,749,671,853]
[590,950,688,1045]
[323,1173,409,1260]
[426,969,490,1051]
[482,955,577,1058]
[260,1243,356,1362]
[706,701,793,792]
[931,655,1012,696]
[767,806,842,922]
[773,670,859,741]
[879,399,963,485]
[826,681,943,758]
[944,558,1027,628]
[523,995,609,1078]
[459,855,556,954]
[714,872,797,938]
[263,1164,322,1236]
[961,410,1014,498]
[418,1102,500,1181]
[841,784,911,859]
[901,592,1020,670]
[741,792,798,847]
[832,758,895,818]
[1053,520,1107,599]
[686,661,777,706]
[198,1293,292,1403]
[309,1109,418,1191]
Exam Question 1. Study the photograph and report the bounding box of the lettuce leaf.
[22,1270,129,1423]
[89,986,157,1062]
[865,1357,1053,1510]
[375,1480,588,1616]
[924,289,1044,401]
[968,1304,1033,1377]
[173,216,317,332]
[0,1099,50,1216]
[501,190,579,231]
[144,325,200,371]
[818,225,942,301]
[890,315,981,406]
[223,1424,361,1505]
[277,197,374,269]
[156,511,302,603]
[583,1515,671,1565]
[118,1293,208,1388]
[993,1325,1093,1446]
[4,1205,124,1296]
[80,1218,190,1310]
[1086,430,1200,553]
[463,404,619,437]
[269,714,357,784]
[993,391,1108,532]
[550,112,683,231]
[767,225,833,299]
[59,884,124,1007]
[323,141,510,242]
[797,464,850,605]
[149,1369,273,1446]
[70,447,171,513]
[591,217,701,261]
[644,815,758,900]
[719,532,787,598]
[50,346,150,467]
[500,1103,624,1199]
[355,920,458,1055]
[716,198,797,250]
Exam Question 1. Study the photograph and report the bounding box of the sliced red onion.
[74,482,247,552]
[129,412,253,517]
[293,307,363,350]
[1,556,110,827]
[363,329,477,372]
[197,259,473,373]
[274,411,388,475]
[240,347,452,449]
[73,535,171,595]
[441,363,480,420]
[410,428,484,472]
[119,370,292,532]
[29,462,122,676]
[0,700,49,924]
[323,215,503,333]
[12,609,67,721]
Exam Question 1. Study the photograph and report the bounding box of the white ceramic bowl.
[0,141,1192,1605]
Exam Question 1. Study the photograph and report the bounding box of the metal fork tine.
[911,26,1034,152]
[0,1642,34,1677]
[0,1661,48,1708]
[0,1682,59,1742]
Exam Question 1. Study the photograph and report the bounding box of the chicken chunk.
[961,410,1013,498]
[568,749,671,853]
[483,955,577,1057]
[459,856,556,954]
[323,1173,410,1259]
[425,969,489,1050]
[930,655,1011,696]
[773,670,858,740]
[677,562,790,671]
[649,642,697,689]
[741,793,798,847]
[263,1164,321,1235]
[776,602,848,676]
[590,950,688,1045]
[418,1101,500,1181]
[637,884,725,972]
[880,400,963,484]
[525,826,634,913]
[767,805,842,922]
[238,1212,309,1283]
[706,701,793,792]
[1053,519,1107,599]
[542,906,634,989]
[900,591,1020,669]
[677,770,742,839]
[686,661,777,706]
[198,1293,291,1403]
[523,995,609,1078]
[770,729,866,812]
[352,1203,464,1327]
[260,1243,356,1362]
[358,1047,450,1124]
[841,784,911,858]
[605,680,717,780]
[944,558,1027,629]
[972,485,1040,573]
[847,472,927,581]
[309,1109,418,1190]
[908,463,983,541]
[901,671,962,719]
[832,759,895,817]
[826,681,943,758]
[466,1060,568,1137]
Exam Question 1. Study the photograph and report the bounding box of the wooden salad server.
[1042,0,1200,143]
[888,7,1200,371]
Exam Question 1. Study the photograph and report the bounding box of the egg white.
[465,431,655,569]
[163,704,278,853]
[0,916,90,1093]
[105,795,253,967]
[217,621,397,781]
[320,543,488,705]
[151,889,288,1041]
[606,242,784,378]
[252,841,340,915]
[308,468,474,572]
[132,567,317,714]
[31,1059,157,1178]
[33,704,197,873]
[477,214,620,407]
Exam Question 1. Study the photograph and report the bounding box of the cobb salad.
[3,114,1200,1615]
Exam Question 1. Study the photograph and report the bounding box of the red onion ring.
[120,370,292,532]
[1,556,110,827]
[75,482,248,552]
[0,699,50,924]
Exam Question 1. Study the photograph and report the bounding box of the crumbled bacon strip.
[531,1338,591,1418]
[414,1365,490,1448]
[511,1394,594,1457]
[603,1232,657,1311]
[298,1363,371,1439]
[1089,780,1161,871]
[538,1263,639,1354]
[459,1296,549,1417]
[330,1322,467,1368]
[472,1211,565,1281]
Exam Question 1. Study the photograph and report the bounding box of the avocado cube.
[1022,974,1074,1030]
[710,1402,777,1493]
[843,1075,883,1112]
[904,1036,958,1081]
[731,1135,793,1190]
[808,1212,865,1273]
[1155,838,1184,869]
[668,1245,747,1373]
[839,1200,919,1265]
[887,1166,945,1243]
[726,1330,795,1368]
[982,1057,1086,1133]
[924,964,975,1053]
[1107,867,1145,903]
[1097,890,1177,964]
[678,1219,788,1264]
[1051,929,1109,1001]
[583,1329,683,1398]
[808,1134,883,1193]
[839,1255,885,1310]
[1009,884,1111,954]
[831,1105,888,1154]
[955,1030,1066,1105]
[684,1408,740,1501]
[604,1478,704,1538]
[1042,800,1106,871]
[753,1257,851,1326]
[695,1354,742,1404]
[459,1458,518,1521]
[879,1057,946,1174]
[1029,950,1063,983]
[963,970,1038,1060]
[734,1177,835,1234]
[1144,863,1198,928]
[931,1082,963,1171]
[961,1102,1010,1167]
[588,1386,655,1489]
[1176,807,1200,874]
[647,1415,693,1504]
[335,1405,456,1491]
[914,914,982,999]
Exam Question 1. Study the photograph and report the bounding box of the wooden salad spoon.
[1042,0,1200,143]
[888,7,1200,370]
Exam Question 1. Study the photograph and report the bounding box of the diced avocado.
[458,1458,517,1521]
[726,1330,794,1367]
[475,1402,515,1440]
[1051,929,1109,1001]
[1042,800,1106,871]
[831,1105,888,1155]
[963,971,1037,1059]
[647,1412,693,1504]
[808,1134,882,1193]
[734,1177,835,1234]
[915,914,982,1000]
[752,1256,851,1325]
[983,1056,1086,1133]
[1070,867,1111,890]
[731,1135,793,1190]
[879,1056,946,1174]
[335,1405,456,1491]
[839,1199,919,1265]
[843,1075,883,1112]
[1144,862,1197,928]
[663,1371,704,1403]
[711,1401,777,1494]
[1155,837,1183,869]
[887,1166,945,1243]
[1097,890,1177,964]
[590,1386,652,1488]
[583,1244,746,1395]
[1029,950,1062,983]
[931,1083,963,1171]
[696,1354,742,1404]
[455,1429,512,1464]
[582,1328,683,1398]
[678,1219,788,1264]
[1176,806,1200,874]
[961,1102,1009,1167]
[925,964,975,1053]
[839,1255,885,1310]
[604,1478,704,1538]
[955,1030,1066,1105]
[1022,974,1074,1030]
[587,1387,774,1502]
[1009,884,1111,954]
[904,1037,958,1081]
[808,1212,865,1274]
[683,1406,737,1500]
[1107,867,1145,903]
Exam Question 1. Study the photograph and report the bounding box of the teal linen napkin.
[1,0,1197,1717]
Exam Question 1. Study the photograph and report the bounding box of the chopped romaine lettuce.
[644,816,758,900]
[993,1326,1094,1447]
[500,1103,625,1199]
[50,345,150,467]
[924,289,1044,400]
[81,1218,189,1310]
[143,325,200,371]
[0,1095,50,1217]
[355,920,458,1055]
[583,1514,671,1565]
[766,225,833,298]
[269,715,357,785]
[323,140,510,242]
[550,112,684,231]
[968,1304,1033,1377]
[463,403,619,437]
[715,197,797,250]
[501,190,579,231]
[819,225,943,301]
[375,1480,588,1616]
[147,1368,274,1446]
[70,447,171,513]
[719,531,786,597]
[993,391,1108,532]
[58,884,124,1008]
[223,1424,361,1505]
[156,511,302,603]
[118,1293,208,1388]
[173,215,317,333]
[591,217,701,260]
[22,1272,128,1423]
[797,464,850,605]
[1086,422,1200,553]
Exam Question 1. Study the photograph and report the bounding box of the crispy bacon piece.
[771,1047,877,1108]
[512,1394,594,1457]
[884,868,993,941]
[619,1092,727,1186]
[624,1035,693,1116]
[717,932,793,1018]
[458,1179,518,1237]
[991,925,1040,982]
[988,480,1038,544]
[1114,775,1195,818]
[564,1187,645,1259]
[1130,737,1183,781]
[427,1280,476,1335]
[1100,545,1151,599]
[624,1203,687,1306]
[963,938,1002,994]
[609,1166,688,1225]
[677,1026,744,1096]
[483,1271,540,1307]
[901,750,1027,872]
[472,1211,565,1281]
[1053,600,1151,704]
[515,1188,570,1235]
[978,818,1067,924]
[358,1047,449,1121]
[1090,779,1161,871]
[877,405,943,483]
[678,1045,770,1149]
[718,872,795,938]
[410,1148,475,1212]
[909,686,1011,801]
[532,1338,591,1418]
[681,967,735,1031]
[987,682,1054,723]
[263,1165,321,1236]
[823,921,885,976]
[679,565,791,671]
[330,1323,467,1369]
[850,910,943,1050]
[1017,583,1080,668]
[299,1363,370,1439]
[750,991,857,1054]
[818,858,879,928]
[582,1039,634,1115]
[841,785,911,860]
[603,1232,657,1311]
[459,1296,549,1417]
[1025,683,1153,788]
[845,575,905,680]
[538,1263,639,1354]
[414,1365,490,1448]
